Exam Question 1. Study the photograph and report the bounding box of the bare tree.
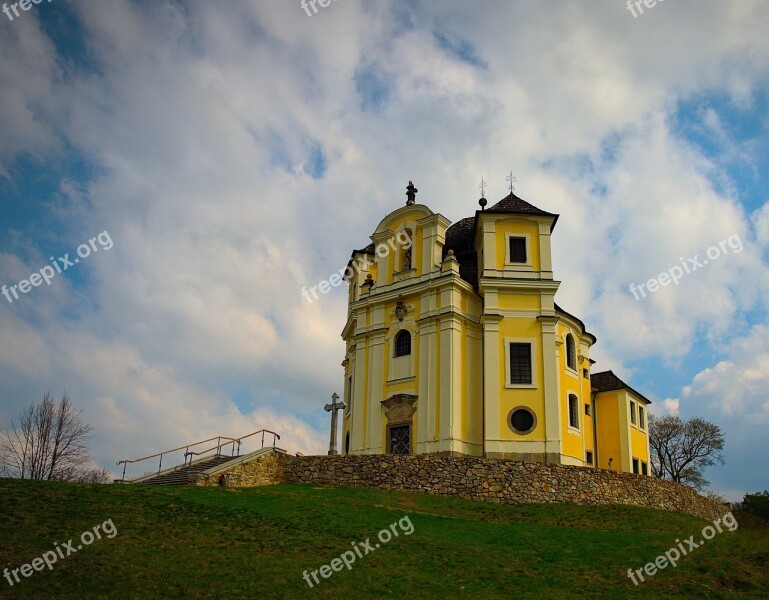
[648,414,725,490]
[0,393,108,483]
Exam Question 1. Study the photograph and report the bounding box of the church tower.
[339,182,651,474]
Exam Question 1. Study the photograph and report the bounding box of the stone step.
[138,455,240,486]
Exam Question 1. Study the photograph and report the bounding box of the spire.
[406,180,418,205]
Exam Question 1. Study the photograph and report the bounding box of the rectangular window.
[509,343,532,385]
[586,451,593,465]
[509,237,527,263]
[632,458,639,474]
[638,405,645,429]
[630,400,637,425]
[641,461,648,476]
[585,403,591,417]
[583,368,590,378]
[568,395,579,429]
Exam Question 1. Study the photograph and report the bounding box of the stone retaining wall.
[194,451,285,487]
[209,451,727,521]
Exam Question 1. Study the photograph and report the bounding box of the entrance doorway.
[388,424,411,455]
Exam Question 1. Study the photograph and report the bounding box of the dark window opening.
[394,330,411,357]
[632,458,640,474]
[389,425,410,455]
[566,334,576,370]
[509,343,532,384]
[509,237,527,263]
[586,451,594,465]
[509,408,535,434]
[641,461,648,476]
[568,394,579,428]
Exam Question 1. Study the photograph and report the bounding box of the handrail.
[116,435,238,481]
[184,429,281,465]
[116,429,281,482]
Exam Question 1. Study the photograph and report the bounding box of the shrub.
[742,490,769,522]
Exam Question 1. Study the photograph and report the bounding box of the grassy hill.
[0,478,766,599]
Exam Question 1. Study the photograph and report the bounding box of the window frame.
[504,338,537,388]
[629,399,637,426]
[585,450,594,465]
[638,405,645,430]
[568,394,580,430]
[504,233,533,269]
[507,406,537,436]
[393,329,412,357]
[565,333,577,371]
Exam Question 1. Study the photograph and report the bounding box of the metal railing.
[183,429,281,465]
[116,429,280,482]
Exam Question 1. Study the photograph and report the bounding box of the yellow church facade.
[340,182,651,475]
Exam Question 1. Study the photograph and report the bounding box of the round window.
[508,407,536,435]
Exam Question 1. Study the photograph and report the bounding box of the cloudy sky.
[1,0,767,498]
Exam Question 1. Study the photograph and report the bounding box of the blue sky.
[1,0,768,499]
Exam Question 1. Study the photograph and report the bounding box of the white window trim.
[638,404,646,431]
[629,399,637,428]
[564,333,579,376]
[388,326,415,383]
[504,232,533,270]
[567,393,580,433]
[504,337,538,389]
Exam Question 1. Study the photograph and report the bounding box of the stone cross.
[324,392,346,455]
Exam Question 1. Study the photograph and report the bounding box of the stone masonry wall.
[204,451,726,521]
[194,451,284,487]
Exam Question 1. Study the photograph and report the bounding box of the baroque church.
[340,182,651,475]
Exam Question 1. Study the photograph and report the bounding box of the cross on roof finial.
[406,181,418,205]
[478,177,486,198]
[506,172,517,194]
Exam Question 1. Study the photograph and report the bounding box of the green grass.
[0,478,766,599]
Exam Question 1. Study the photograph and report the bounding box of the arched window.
[394,330,411,357]
[568,394,579,429]
[566,334,576,370]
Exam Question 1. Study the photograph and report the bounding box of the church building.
[340,181,651,475]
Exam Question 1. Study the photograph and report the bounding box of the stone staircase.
[137,455,241,486]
